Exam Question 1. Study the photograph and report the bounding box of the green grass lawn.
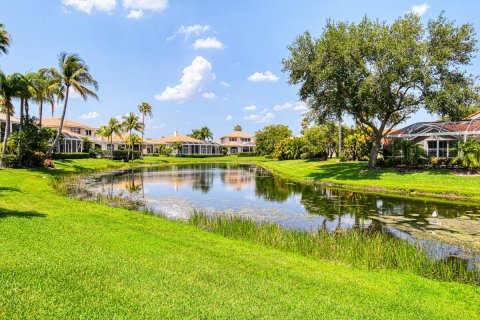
[0,158,479,319]
[262,159,480,202]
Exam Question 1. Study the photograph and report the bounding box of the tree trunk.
[127,130,131,162]
[46,87,69,157]
[19,97,24,133]
[39,100,43,128]
[367,134,382,169]
[141,114,144,158]
[1,109,11,157]
[338,119,342,158]
[25,100,29,119]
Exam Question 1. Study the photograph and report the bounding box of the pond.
[82,163,480,262]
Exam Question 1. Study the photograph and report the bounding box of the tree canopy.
[283,13,480,168]
[255,125,292,156]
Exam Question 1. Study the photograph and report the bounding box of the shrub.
[1,154,18,168]
[455,139,480,170]
[112,150,141,161]
[273,137,306,160]
[52,153,90,160]
[41,159,55,168]
[237,152,256,157]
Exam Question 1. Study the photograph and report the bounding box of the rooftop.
[42,118,98,130]
[221,131,254,139]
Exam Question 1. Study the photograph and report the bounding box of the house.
[0,113,20,143]
[42,118,103,153]
[220,131,255,154]
[385,112,480,158]
[151,131,221,155]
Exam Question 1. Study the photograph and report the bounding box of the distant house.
[220,131,255,154]
[0,113,20,143]
[41,118,103,153]
[151,131,221,155]
[385,112,480,158]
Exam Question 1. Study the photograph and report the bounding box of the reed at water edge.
[188,211,479,285]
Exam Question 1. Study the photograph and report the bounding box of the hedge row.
[237,152,256,157]
[52,153,90,160]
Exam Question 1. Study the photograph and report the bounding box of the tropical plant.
[273,137,305,160]
[343,127,371,161]
[455,139,480,170]
[283,14,480,168]
[4,116,56,167]
[41,52,98,157]
[190,126,213,141]
[0,72,19,159]
[255,125,292,156]
[0,23,11,56]
[32,71,58,128]
[97,118,122,158]
[171,141,183,156]
[122,112,144,161]
[234,124,242,132]
[138,102,153,157]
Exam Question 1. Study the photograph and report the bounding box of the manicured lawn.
[262,159,480,202]
[0,158,479,318]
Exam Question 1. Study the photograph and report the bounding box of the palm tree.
[234,124,242,132]
[42,52,98,157]
[122,112,144,161]
[138,102,153,157]
[200,126,213,141]
[33,71,58,128]
[97,117,122,158]
[0,23,11,56]
[0,72,19,158]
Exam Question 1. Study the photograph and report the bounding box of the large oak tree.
[283,13,479,168]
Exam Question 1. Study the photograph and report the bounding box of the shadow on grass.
[0,208,46,219]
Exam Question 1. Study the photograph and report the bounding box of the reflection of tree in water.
[254,174,293,202]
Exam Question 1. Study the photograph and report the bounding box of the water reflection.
[85,163,480,258]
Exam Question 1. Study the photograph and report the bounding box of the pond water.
[83,163,480,262]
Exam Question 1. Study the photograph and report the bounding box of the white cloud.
[167,24,211,41]
[225,115,233,121]
[273,101,307,111]
[62,0,116,14]
[244,112,275,124]
[193,37,225,50]
[243,105,257,111]
[219,81,230,88]
[409,3,430,16]
[155,56,215,102]
[79,111,100,119]
[126,9,143,18]
[123,0,168,18]
[202,92,217,99]
[247,70,279,82]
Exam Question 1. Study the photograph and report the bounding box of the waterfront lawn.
[0,161,479,318]
[262,159,480,202]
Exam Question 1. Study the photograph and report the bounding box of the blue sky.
[0,1,479,138]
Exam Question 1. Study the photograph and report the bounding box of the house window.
[70,127,81,134]
[241,138,251,142]
[427,141,437,158]
[229,137,237,141]
[438,141,448,158]
[85,130,92,136]
[182,145,189,155]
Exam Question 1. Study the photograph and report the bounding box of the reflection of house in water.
[221,170,253,190]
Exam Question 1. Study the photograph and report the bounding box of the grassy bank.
[262,159,480,202]
[0,158,479,318]
[189,212,478,284]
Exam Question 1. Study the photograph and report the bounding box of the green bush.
[1,154,18,168]
[273,137,305,160]
[52,153,90,160]
[112,150,141,161]
[237,152,256,157]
